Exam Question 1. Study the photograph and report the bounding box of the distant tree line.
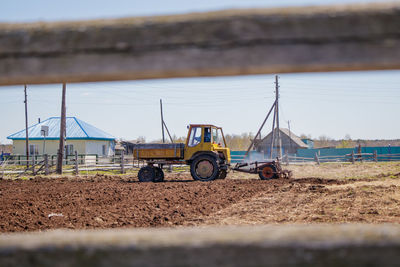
[123,133,400,150]
[224,132,255,150]
[300,134,400,148]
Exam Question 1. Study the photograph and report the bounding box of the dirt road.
[1,169,399,232]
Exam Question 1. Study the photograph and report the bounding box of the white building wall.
[12,139,115,156]
[85,140,114,156]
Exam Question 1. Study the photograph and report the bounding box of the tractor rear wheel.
[258,164,278,180]
[138,166,155,182]
[190,155,219,181]
[154,167,165,182]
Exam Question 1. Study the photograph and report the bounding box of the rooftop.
[7,117,115,141]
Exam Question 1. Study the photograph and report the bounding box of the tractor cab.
[182,124,231,181]
[184,124,231,163]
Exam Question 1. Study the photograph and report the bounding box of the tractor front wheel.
[190,155,219,181]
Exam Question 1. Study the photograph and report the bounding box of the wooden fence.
[286,152,400,164]
[231,150,400,164]
[0,151,180,177]
[2,150,400,178]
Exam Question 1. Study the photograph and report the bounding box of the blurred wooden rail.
[0,3,400,85]
[1,224,400,266]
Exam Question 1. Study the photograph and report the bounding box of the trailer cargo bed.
[132,143,185,160]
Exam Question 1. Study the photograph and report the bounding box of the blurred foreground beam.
[0,3,400,85]
[1,224,400,266]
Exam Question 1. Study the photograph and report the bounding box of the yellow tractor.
[133,124,230,182]
[132,124,289,182]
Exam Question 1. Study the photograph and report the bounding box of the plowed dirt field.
[1,164,400,233]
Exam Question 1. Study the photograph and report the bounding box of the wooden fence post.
[74,151,79,175]
[56,149,59,168]
[357,144,363,162]
[373,150,378,162]
[32,156,36,175]
[44,154,49,175]
[351,151,355,164]
[121,151,125,174]
[315,153,320,165]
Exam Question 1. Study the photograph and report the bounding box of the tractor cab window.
[188,127,202,147]
[212,128,225,147]
[204,127,211,143]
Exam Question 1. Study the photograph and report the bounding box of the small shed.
[254,128,308,156]
[7,117,116,157]
[114,142,125,155]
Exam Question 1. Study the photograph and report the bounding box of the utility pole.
[56,83,66,174]
[269,75,281,159]
[244,76,283,159]
[24,85,29,168]
[269,103,276,159]
[160,99,165,143]
[275,75,282,159]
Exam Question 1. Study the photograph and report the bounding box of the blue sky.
[0,0,394,22]
[1,0,399,144]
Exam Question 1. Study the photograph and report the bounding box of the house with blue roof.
[7,117,116,157]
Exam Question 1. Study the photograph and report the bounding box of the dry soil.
[1,164,400,232]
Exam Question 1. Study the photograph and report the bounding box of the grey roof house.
[254,128,308,156]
